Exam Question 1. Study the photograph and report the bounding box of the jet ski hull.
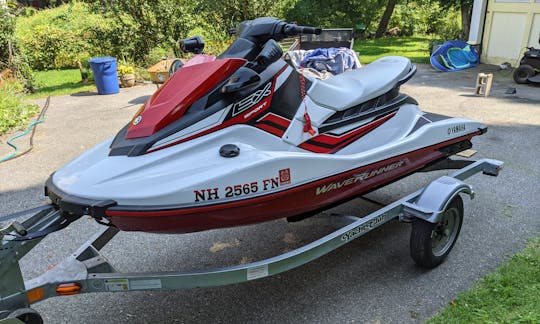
[42,23,488,235]
[102,133,478,233]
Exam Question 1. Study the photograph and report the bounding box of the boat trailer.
[0,159,502,323]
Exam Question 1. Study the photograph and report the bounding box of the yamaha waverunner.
[45,17,486,234]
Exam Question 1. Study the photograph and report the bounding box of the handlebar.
[282,23,322,36]
[227,18,323,51]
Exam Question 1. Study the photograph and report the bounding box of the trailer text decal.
[341,214,387,242]
[315,160,405,196]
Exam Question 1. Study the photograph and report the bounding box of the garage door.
[482,0,540,64]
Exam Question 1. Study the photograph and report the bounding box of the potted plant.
[118,64,136,87]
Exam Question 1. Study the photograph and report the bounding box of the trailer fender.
[401,176,474,224]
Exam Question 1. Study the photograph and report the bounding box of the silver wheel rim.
[431,207,460,257]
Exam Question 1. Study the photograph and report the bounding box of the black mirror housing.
[255,39,283,67]
[221,67,261,94]
[181,36,205,54]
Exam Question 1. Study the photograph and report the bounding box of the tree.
[199,0,290,26]
[459,0,473,39]
[285,0,381,29]
[433,0,473,39]
[375,0,398,38]
[0,1,32,84]
[93,0,198,59]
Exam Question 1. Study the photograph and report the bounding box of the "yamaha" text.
[447,124,466,135]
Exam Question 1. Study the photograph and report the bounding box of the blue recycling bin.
[89,57,120,95]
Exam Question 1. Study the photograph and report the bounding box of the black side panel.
[319,93,414,134]
[407,116,431,135]
[422,112,451,122]
[268,70,304,120]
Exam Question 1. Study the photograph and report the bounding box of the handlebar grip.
[283,24,322,36]
[300,26,322,35]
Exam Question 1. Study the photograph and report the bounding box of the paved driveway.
[1,65,539,323]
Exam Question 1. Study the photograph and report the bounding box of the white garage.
[469,0,540,65]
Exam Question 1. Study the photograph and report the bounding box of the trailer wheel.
[410,195,463,268]
[513,64,534,84]
[7,308,43,324]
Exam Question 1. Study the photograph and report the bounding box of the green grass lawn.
[29,69,96,99]
[354,35,436,64]
[429,236,540,323]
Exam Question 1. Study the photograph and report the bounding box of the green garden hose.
[0,96,50,163]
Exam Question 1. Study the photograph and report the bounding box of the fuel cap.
[219,144,240,158]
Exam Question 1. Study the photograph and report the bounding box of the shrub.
[144,46,176,67]
[117,64,135,76]
[187,15,232,56]
[0,81,39,134]
[389,0,462,39]
[1,4,33,88]
[15,2,128,70]
[0,7,15,61]
[93,0,199,62]
[284,0,381,30]
[433,9,462,40]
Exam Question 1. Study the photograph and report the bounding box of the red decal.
[257,113,291,128]
[299,112,396,153]
[303,112,316,135]
[279,168,291,185]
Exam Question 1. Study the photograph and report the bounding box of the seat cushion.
[307,56,412,111]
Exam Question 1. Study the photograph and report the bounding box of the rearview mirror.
[221,67,261,94]
[255,39,283,67]
[180,36,205,54]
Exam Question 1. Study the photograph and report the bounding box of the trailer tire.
[513,64,534,84]
[7,308,43,324]
[410,195,463,268]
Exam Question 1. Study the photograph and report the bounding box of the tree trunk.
[461,2,472,40]
[375,0,398,38]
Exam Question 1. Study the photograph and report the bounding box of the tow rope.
[297,28,316,136]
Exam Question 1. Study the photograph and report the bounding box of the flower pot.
[120,74,136,87]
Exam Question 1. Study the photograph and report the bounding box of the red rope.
[297,31,315,136]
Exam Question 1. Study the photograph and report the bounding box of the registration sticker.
[279,168,291,185]
[247,265,269,280]
[105,279,129,291]
[130,279,162,290]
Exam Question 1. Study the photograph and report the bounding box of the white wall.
[469,0,488,44]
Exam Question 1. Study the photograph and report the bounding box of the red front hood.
[126,58,246,139]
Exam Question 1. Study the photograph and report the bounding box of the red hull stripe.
[254,123,286,137]
[257,113,291,128]
[299,113,396,153]
[106,131,481,234]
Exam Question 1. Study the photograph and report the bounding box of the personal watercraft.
[45,17,487,234]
